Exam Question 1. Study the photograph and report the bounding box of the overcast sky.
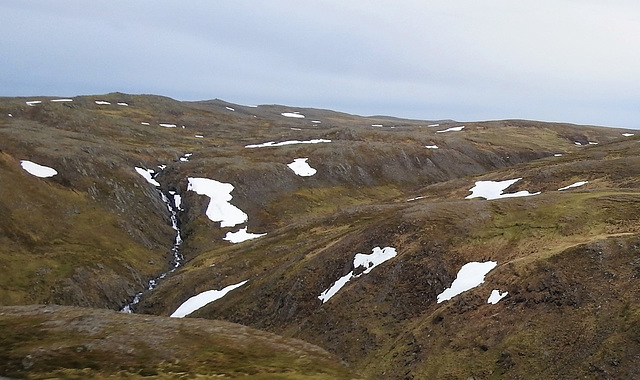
[2,1,640,128]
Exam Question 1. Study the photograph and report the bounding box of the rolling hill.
[1,93,639,379]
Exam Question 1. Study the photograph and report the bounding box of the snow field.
[437,126,464,133]
[20,160,58,178]
[281,112,305,118]
[437,261,497,303]
[224,227,266,243]
[487,289,508,304]
[558,181,588,191]
[170,280,248,318]
[245,139,331,148]
[466,178,540,200]
[318,247,397,303]
[134,167,160,186]
[187,177,248,228]
[287,158,316,176]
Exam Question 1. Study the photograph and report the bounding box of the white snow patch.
[134,167,160,187]
[223,227,266,243]
[428,123,440,127]
[554,153,563,157]
[95,100,111,105]
[173,194,182,210]
[179,153,193,162]
[51,98,73,102]
[8,114,12,117]
[318,247,397,303]
[117,102,128,106]
[141,122,150,125]
[311,120,321,124]
[575,141,583,146]
[558,181,588,191]
[158,165,167,170]
[425,145,439,149]
[281,112,305,118]
[287,158,316,176]
[436,126,465,133]
[159,123,177,128]
[407,196,425,202]
[290,128,302,131]
[371,124,383,127]
[437,261,497,303]
[622,133,635,137]
[195,135,204,138]
[25,100,41,106]
[465,178,540,200]
[225,106,235,111]
[488,289,508,304]
[187,177,248,227]
[170,280,248,318]
[20,160,57,178]
[245,139,331,148]
[588,141,598,145]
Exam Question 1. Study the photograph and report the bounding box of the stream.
[121,187,184,313]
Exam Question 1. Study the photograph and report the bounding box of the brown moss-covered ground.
[0,305,362,379]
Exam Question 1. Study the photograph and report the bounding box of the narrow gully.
[121,187,184,313]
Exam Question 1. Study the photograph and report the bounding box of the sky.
[2,1,640,128]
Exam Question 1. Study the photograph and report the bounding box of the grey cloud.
[1,1,640,128]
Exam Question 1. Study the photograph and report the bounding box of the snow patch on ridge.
[465,178,540,200]
[437,126,464,133]
[488,289,508,304]
[224,227,266,243]
[187,177,248,228]
[437,261,497,303]
[134,167,160,186]
[245,139,331,148]
[20,160,57,178]
[170,280,248,318]
[318,247,397,303]
[281,112,305,118]
[287,158,316,176]
[558,181,588,191]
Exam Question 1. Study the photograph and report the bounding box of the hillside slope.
[1,93,638,379]
[0,304,360,379]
